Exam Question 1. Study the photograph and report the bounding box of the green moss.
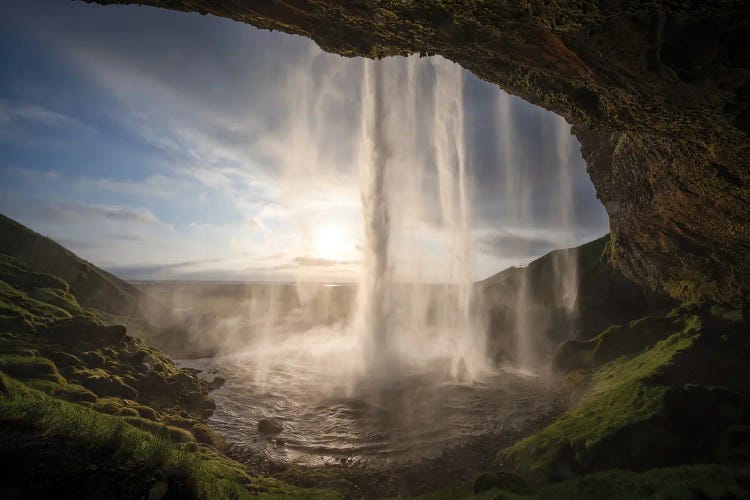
[123,416,197,443]
[0,279,71,330]
[56,383,98,403]
[534,464,750,500]
[70,367,138,399]
[498,317,702,482]
[0,254,69,292]
[401,465,750,499]
[709,304,744,323]
[0,353,65,384]
[0,374,339,499]
[272,465,355,493]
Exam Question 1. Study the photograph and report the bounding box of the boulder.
[81,351,106,368]
[258,418,283,435]
[207,376,225,391]
[45,317,127,348]
[551,340,594,373]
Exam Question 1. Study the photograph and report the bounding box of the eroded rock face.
[88,0,750,304]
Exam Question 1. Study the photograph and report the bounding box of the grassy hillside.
[0,214,139,315]
[0,241,337,498]
[480,235,674,361]
[0,214,221,358]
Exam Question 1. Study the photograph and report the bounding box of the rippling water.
[180,329,552,465]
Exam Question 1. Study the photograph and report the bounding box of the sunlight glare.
[313,224,353,261]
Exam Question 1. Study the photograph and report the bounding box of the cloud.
[293,256,360,267]
[60,201,170,227]
[0,99,94,133]
[0,195,173,230]
[107,257,225,279]
[475,230,558,259]
[0,0,611,282]
[74,175,175,199]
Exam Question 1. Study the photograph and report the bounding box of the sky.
[0,0,609,282]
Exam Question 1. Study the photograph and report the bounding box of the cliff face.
[88,0,750,305]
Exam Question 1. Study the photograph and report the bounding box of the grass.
[0,243,342,498]
[0,278,72,330]
[498,315,703,482]
[403,464,750,499]
[0,373,341,499]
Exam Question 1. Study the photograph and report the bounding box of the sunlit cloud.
[0,1,609,282]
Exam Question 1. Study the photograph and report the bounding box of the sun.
[313,224,352,261]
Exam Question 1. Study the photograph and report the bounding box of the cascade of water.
[552,115,579,324]
[495,91,536,370]
[354,56,486,381]
[494,95,580,370]
[430,58,483,378]
[356,59,394,376]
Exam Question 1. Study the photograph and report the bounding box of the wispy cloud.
[0,99,95,133]
[475,230,558,259]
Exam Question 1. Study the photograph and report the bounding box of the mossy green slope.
[0,248,339,498]
[497,307,749,485]
[0,374,339,499]
[0,214,139,315]
[399,465,750,500]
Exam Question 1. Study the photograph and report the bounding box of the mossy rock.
[592,316,683,367]
[132,404,160,421]
[499,312,749,483]
[191,422,226,448]
[71,368,138,400]
[552,340,594,372]
[473,471,528,494]
[56,383,97,403]
[124,416,196,443]
[93,397,139,417]
[44,316,126,349]
[552,315,686,374]
[0,354,64,383]
[47,350,84,369]
[80,350,107,368]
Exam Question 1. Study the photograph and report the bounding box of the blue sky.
[0,0,608,281]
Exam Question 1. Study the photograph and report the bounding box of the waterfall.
[354,56,486,381]
[495,94,579,370]
[553,115,579,324]
[356,59,393,375]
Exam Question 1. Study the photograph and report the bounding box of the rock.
[179,391,216,412]
[275,438,286,446]
[148,480,169,500]
[207,376,225,391]
[133,405,160,421]
[81,350,106,368]
[551,340,594,373]
[72,369,138,400]
[473,471,528,494]
[258,418,283,435]
[45,317,127,348]
[47,351,83,369]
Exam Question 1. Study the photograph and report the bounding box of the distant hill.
[0,214,139,315]
[0,213,220,358]
[480,234,673,362]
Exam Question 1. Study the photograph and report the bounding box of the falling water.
[357,60,393,376]
[494,94,580,371]
[552,115,579,322]
[354,56,486,381]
